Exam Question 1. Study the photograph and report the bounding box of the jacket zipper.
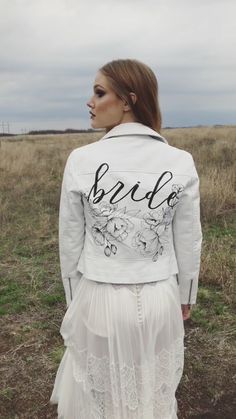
[188,279,193,304]
[68,277,73,301]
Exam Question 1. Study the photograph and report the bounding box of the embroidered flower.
[162,207,173,227]
[104,245,111,257]
[106,217,129,241]
[88,201,118,218]
[98,202,118,216]
[172,184,184,194]
[144,208,172,233]
[104,244,117,257]
[87,182,184,260]
[144,210,163,229]
[132,228,163,261]
[88,200,139,257]
[168,184,184,208]
[110,244,117,255]
[91,224,106,246]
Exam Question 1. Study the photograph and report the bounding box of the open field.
[0,126,236,418]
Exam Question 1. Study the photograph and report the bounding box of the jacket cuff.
[177,276,198,304]
[62,271,83,307]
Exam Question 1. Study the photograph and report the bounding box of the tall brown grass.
[163,126,236,222]
[1,126,235,302]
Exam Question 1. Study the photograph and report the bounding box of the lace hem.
[68,337,184,419]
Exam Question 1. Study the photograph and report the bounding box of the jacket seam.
[79,255,172,262]
[73,170,194,177]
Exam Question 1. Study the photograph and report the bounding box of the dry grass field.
[0,126,236,418]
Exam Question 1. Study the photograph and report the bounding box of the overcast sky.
[0,0,236,134]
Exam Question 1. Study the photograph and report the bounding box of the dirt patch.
[0,311,61,419]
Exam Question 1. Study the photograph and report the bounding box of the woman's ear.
[123,92,137,112]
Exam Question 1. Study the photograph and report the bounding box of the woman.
[50,59,202,418]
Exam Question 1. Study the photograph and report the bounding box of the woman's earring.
[130,92,137,105]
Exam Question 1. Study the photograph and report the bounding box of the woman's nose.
[87,98,94,108]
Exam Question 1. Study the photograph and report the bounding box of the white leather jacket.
[59,122,202,307]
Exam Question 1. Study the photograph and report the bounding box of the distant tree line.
[0,129,102,137]
[27,128,100,135]
[0,125,229,138]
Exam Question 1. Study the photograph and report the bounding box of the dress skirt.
[50,274,185,419]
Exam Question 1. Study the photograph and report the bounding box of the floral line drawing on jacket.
[133,184,184,261]
[83,183,184,260]
[84,199,140,257]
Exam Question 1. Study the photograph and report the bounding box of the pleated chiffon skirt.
[50,274,185,419]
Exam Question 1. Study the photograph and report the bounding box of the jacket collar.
[101,122,168,144]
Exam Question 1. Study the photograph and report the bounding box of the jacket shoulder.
[166,143,193,158]
[163,144,198,179]
[69,139,104,158]
[65,140,101,165]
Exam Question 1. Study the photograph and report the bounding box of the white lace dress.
[50,274,185,419]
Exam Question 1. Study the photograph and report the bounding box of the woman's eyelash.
[95,90,105,97]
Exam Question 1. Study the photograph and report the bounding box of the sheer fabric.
[50,275,185,418]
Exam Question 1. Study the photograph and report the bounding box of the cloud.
[0,0,236,132]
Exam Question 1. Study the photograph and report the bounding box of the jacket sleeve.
[59,151,85,307]
[172,156,202,304]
